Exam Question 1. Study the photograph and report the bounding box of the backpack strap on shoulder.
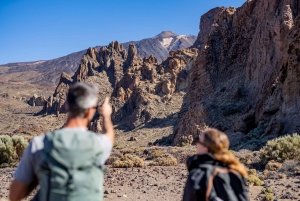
[85,131,109,174]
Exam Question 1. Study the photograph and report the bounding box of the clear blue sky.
[0,0,245,64]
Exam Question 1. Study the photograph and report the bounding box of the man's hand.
[99,97,114,144]
[99,97,112,118]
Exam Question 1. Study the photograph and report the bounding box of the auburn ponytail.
[214,152,248,177]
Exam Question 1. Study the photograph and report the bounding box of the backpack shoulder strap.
[85,130,108,173]
[205,167,231,201]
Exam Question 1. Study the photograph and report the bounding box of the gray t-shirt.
[14,127,112,185]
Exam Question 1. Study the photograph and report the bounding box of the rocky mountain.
[123,31,196,63]
[43,41,198,131]
[172,0,300,147]
[0,31,196,87]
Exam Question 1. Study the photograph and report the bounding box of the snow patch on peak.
[161,37,174,49]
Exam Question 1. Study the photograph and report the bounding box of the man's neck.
[64,116,88,128]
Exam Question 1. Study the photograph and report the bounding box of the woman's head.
[195,128,229,155]
[194,127,248,177]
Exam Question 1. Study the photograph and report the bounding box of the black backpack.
[199,164,249,201]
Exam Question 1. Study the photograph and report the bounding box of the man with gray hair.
[9,82,114,201]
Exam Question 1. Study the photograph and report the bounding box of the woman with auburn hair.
[183,128,249,201]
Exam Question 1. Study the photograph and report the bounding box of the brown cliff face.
[173,0,300,146]
[43,42,198,131]
[192,7,224,50]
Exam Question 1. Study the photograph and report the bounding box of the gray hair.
[67,82,99,117]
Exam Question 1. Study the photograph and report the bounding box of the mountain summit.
[154,31,178,38]
[122,31,196,63]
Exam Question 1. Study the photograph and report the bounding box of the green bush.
[0,135,28,166]
[12,136,28,160]
[0,135,16,165]
[246,174,264,186]
[261,187,274,201]
[260,134,300,163]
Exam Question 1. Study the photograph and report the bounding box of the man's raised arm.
[99,97,114,144]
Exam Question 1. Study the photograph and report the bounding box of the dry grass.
[120,147,135,155]
[112,154,144,168]
[151,150,166,158]
[149,153,178,166]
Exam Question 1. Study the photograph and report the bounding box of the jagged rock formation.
[43,41,198,131]
[28,94,46,106]
[173,0,300,146]
[1,31,196,87]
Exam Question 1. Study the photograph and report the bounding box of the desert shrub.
[0,135,15,164]
[260,134,300,163]
[264,193,274,201]
[112,154,144,168]
[120,147,134,155]
[151,150,166,158]
[246,168,264,186]
[246,174,264,186]
[0,135,28,166]
[149,154,178,166]
[247,169,257,175]
[133,147,144,153]
[261,187,272,194]
[261,187,274,201]
[12,135,28,160]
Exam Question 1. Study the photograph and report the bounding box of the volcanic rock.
[28,94,46,107]
[173,0,300,145]
[43,42,198,131]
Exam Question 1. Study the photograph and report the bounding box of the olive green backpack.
[36,130,104,201]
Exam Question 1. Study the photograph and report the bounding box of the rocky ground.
[1,164,300,201]
[0,76,299,201]
[0,82,65,138]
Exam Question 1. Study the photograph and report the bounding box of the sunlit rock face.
[43,41,198,131]
[173,0,300,146]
